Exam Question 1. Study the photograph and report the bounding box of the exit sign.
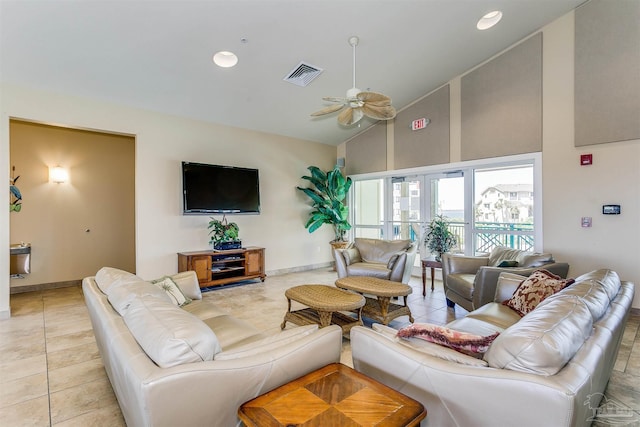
[411,118,430,131]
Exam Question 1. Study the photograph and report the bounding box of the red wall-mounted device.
[580,154,593,166]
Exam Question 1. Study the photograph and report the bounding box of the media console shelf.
[177,247,265,288]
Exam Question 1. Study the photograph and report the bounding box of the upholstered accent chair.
[333,238,417,284]
[442,246,569,311]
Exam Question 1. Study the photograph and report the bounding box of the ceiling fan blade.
[357,91,391,104]
[337,107,364,126]
[362,103,397,120]
[311,104,345,117]
[322,96,348,103]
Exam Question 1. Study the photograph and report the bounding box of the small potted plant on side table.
[420,215,457,295]
[422,214,457,262]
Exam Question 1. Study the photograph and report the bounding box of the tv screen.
[182,162,260,214]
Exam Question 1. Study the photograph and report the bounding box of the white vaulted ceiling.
[0,0,585,145]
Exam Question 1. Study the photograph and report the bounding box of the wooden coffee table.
[335,276,414,325]
[238,363,426,427]
[281,284,365,336]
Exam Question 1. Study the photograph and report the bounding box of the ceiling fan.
[311,36,396,126]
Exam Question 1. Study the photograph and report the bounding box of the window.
[350,154,541,256]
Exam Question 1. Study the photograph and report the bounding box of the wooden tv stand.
[177,247,265,288]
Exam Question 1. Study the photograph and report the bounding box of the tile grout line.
[42,293,53,427]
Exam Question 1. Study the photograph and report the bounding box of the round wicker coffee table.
[281,284,365,336]
[335,276,414,325]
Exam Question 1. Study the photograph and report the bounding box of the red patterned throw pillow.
[503,269,575,317]
[397,323,499,356]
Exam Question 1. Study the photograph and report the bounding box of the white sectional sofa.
[351,269,634,427]
[83,267,342,427]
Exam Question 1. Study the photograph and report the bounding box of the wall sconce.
[49,166,69,184]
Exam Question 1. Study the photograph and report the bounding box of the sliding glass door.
[427,173,466,255]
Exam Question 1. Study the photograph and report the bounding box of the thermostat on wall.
[602,205,621,215]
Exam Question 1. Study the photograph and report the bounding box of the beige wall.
[340,11,640,308]
[0,84,337,318]
[541,12,640,303]
[9,120,136,288]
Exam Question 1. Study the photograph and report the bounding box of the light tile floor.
[1,269,639,426]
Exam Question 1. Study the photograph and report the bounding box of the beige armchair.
[334,238,417,284]
[442,246,569,311]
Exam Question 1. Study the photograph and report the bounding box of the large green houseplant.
[297,165,352,243]
[423,214,457,262]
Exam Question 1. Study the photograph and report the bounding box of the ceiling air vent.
[283,62,323,87]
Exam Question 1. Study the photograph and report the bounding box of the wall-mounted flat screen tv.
[182,162,260,214]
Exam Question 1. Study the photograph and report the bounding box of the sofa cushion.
[575,269,621,302]
[123,296,221,368]
[397,323,500,356]
[201,314,263,349]
[107,279,172,316]
[346,262,391,279]
[503,269,575,317]
[540,269,621,322]
[484,294,593,375]
[150,276,192,307]
[371,324,489,367]
[95,266,143,294]
[487,247,553,268]
[461,302,522,331]
[215,325,320,360]
[342,248,362,266]
[182,299,230,320]
[488,247,524,266]
[495,272,528,302]
[355,238,411,264]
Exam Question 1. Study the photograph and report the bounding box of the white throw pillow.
[150,276,192,306]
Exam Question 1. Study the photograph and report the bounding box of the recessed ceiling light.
[213,51,238,68]
[477,11,503,30]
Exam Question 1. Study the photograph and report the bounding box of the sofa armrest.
[388,252,408,282]
[333,248,349,278]
[388,243,417,284]
[441,254,489,296]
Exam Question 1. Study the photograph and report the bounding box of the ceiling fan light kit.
[311,35,396,126]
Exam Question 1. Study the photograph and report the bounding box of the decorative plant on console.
[297,165,352,247]
[208,215,240,250]
[422,214,457,262]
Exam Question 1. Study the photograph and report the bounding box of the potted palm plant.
[297,165,352,246]
[423,214,457,262]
